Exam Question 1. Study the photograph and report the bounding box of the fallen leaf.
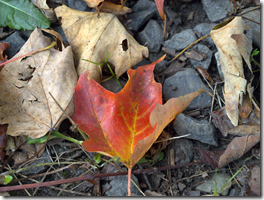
[0,125,7,163]
[228,125,260,136]
[154,0,165,20]
[31,0,56,23]
[239,93,253,119]
[194,134,260,168]
[185,50,204,61]
[0,42,9,70]
[246,165,260,196]
[98,2,132,15]
[197,65,214,85]
[83,0,104,8]
[55,5,148,83]
[72,56,201,168]
[0,28,77,139]
[210,107,235,137]
[210,17,253,126]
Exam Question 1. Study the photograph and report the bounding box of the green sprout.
[81,52,122,89]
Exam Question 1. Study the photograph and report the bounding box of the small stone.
[188,44,213,70]
[68,0,88,11]
[131,0,159,18]
[173,113,218,146]
[127,10,154,32]
[149,173,162,188]
[163,68,212,110]
[3,31,25,58]
[173,138,193,165]
[242,7,260,48]
[193,23,217,45]
[196,173,232,196]
[201,0,233,22]
[105,171,141,196]
[228,188,241,196]
[164,29,197,51]
[148,52,167,73]
[178,182,187,191]
[188,191,200,196]
[137,20,163,53]
[132,58,150,69]
[101,78,126,93]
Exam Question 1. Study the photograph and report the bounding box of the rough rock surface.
[163,68,212,110]
[193,23,217,45]
[3,31,25,58]
[127,10,154,32]
[173,113,218,146]
[173,138,193,165]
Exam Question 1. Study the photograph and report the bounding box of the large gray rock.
[188,44,212,70]
[105,172,141,196]
[196,173,232,196]
[242,7,260,48]
[164,29,197,51]
[193,23,217,45]
[173,138,193,165]
[214,51,224,78]
[3,31,25,58]
[68,0,88,11]
[131,0,159,18]
[201,0,233,22]
[173,113,218,146]
[137,19,163,53]
[163,68,212,110]
[149,52,167,73]
[101,78,126,93]
[127,10,154,32]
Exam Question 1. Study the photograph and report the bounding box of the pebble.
[149,173,162,188]
[20,151,52,175]
[132,58,150,69]
[131,0,159,18]
[105,172,141,196]
[163,68,212,110]
[137,19,163,53]
[173,138,193,165]
[193,23,217,45]
[187,44,213,70]
[127,10,154,32]
[242,7,260,48]
[2,31,25,58]
[201,0,233,22]
[228,187,241,196]
[148,52,167,73]
[101,78,126,93]
[68,0,88,11]
[188,191,201,196]
[196,173,232,196]
[173,113,218,146]
[178,182,187,191]
[164,29,197,51]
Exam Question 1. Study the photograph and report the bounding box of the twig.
[209,82,217,122]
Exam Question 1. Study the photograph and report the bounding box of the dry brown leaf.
[55,5,148,83]
[239,93,253,119]
[31,0,56,23]
[83,0,104,8]
[98,2,132,15]
[210,17,253,126]
[0,28,77,139]
[197,65,214,85]
[228,125,260,136]
[247,165,260,196]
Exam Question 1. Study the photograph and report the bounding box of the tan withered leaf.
[0,28,77,139]
[98,2,132,15]
[55,5,148,83]
[31,0,56,23]
[83,0,104,8]
[210,17,253,126]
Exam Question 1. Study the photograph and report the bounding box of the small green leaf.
[113,156,121,163]
[0,0,50,30]
[94,153,102,164]
[151,151,164,165]
[0,175,12,185]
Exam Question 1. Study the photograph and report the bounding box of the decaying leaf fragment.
[55,5,148,83]
[31,0,56,23]
[0,28,77,139]
[210,17,253,126]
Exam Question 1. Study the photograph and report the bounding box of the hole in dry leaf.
[122,39,128,51]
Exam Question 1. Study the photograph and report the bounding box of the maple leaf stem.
[127,168,132,196]
[0,41,56,67]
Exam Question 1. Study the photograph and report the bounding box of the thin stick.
[127,168,132,196]
[169,35,209,63]
[209,82,217,122]
[154,134,191,143]
[0,41,56,67]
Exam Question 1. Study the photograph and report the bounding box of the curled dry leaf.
[246,165,260,196]
[31,0,56,23]
[0,28,77,139]
[55,5,148,83]
[0,42,10,70]
[196,65,214,85]
[195,134,260,168]
[228,125,260,136]
[210,17,253,126]
[210,106,234,137]
[98,2,132,15]
[83,0,104,8]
